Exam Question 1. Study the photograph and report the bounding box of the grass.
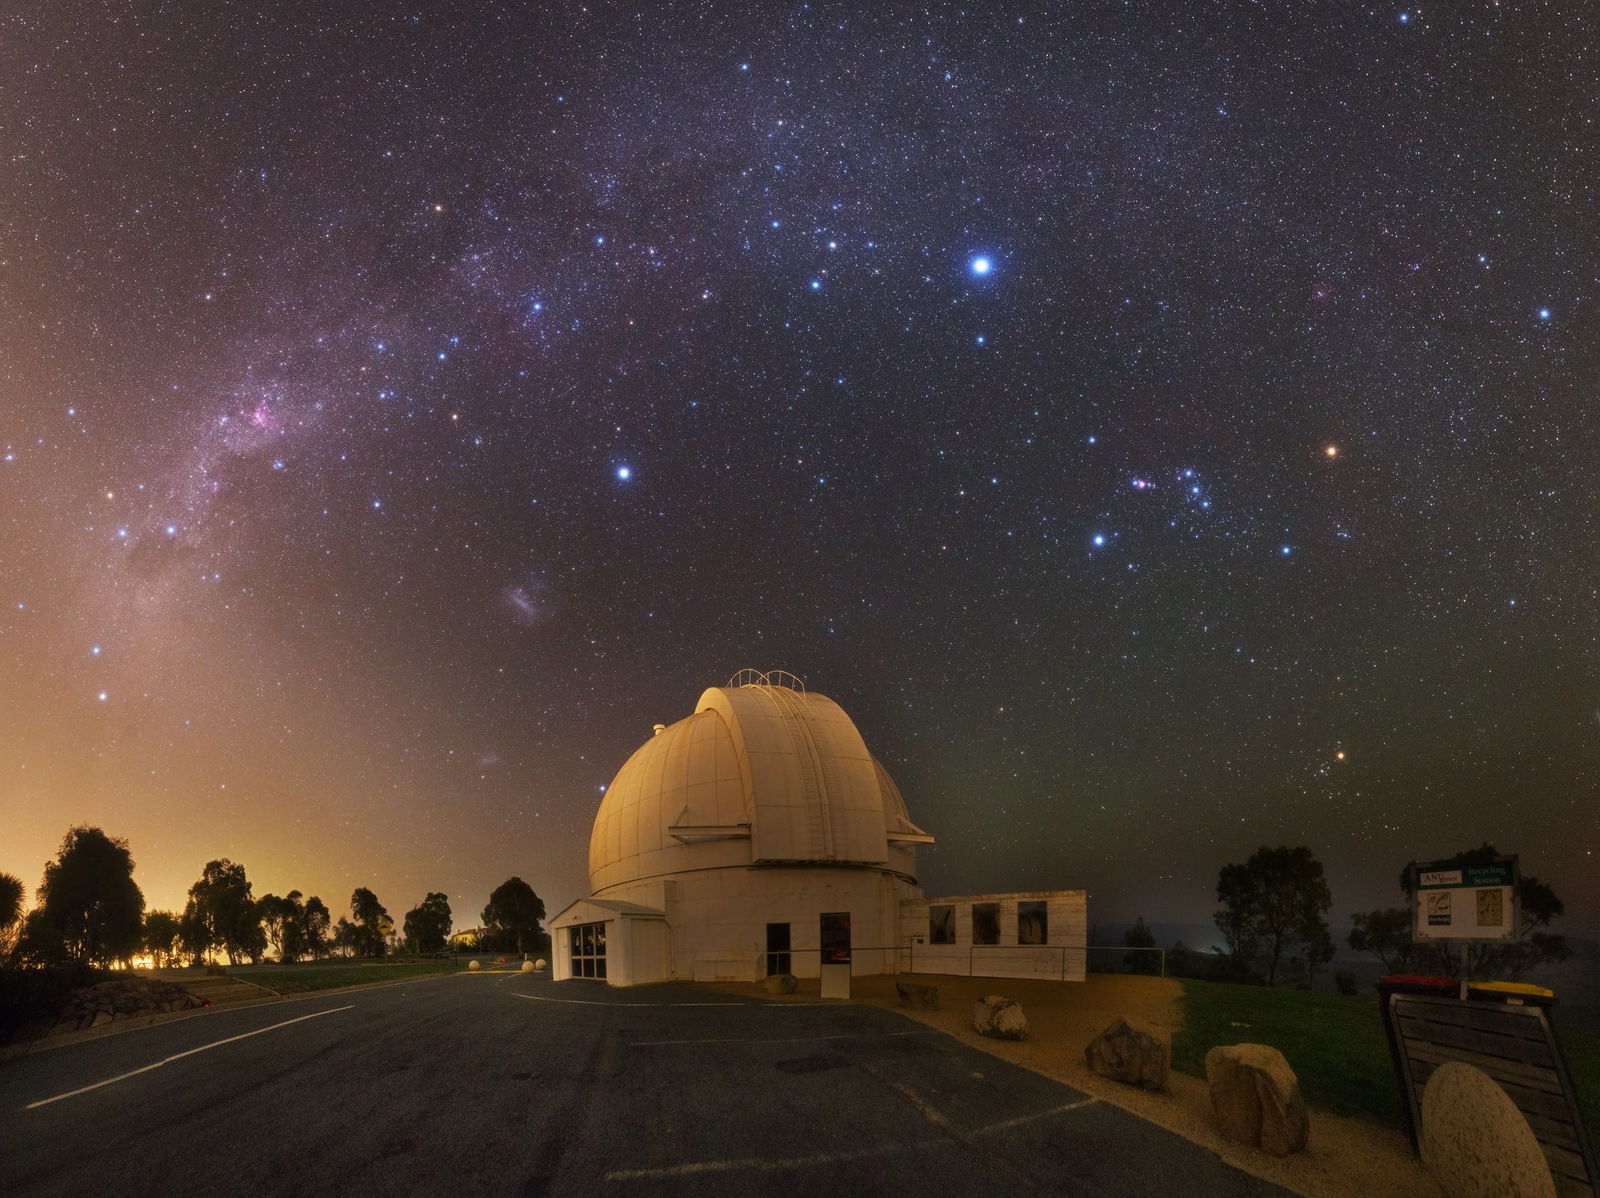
[248,960,463,995]
[1172,978,1600,1135]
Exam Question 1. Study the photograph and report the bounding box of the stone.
[520,960,535,973]
[895,982,940,1010]
[1420,1062,1556,1198]
[762,973,799,994]
[534,959,548,970]
[972,995,1029,1040]
[1084,1017,1170,1090]
[89,1011,114,1028]
[1204,1043,1310,1156]
[468,960,482,971]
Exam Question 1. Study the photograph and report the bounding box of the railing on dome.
[727,668,805,691]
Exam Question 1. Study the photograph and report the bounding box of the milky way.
[1,3,1595,938]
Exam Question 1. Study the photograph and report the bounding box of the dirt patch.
[708,973,1441,1198]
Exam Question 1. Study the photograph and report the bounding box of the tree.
[0,871,23,962]
[303,896,331,959]
[184,860,265,966]
[143,910,183,968]
[1214,845,1333,987]
[23,827,145,966]
[482,877,546,956]
[1122,916,1160,975]
[403,893,452,955]
[350,888,389,958]
[1348,907,1418,974]
[332,917,358,958]
[259,892,309,962]
[1397,844,1570,981]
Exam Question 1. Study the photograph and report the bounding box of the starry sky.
[3,2,1596,941]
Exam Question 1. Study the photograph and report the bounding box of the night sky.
[3,3,1596,941]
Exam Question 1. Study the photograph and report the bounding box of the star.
[616,465,632,481]
[969,256,991,276]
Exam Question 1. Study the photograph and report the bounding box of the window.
[1018,901,1048,945]
[929,905,956,944]
[569,921,607,979]
[972,903,1000,946]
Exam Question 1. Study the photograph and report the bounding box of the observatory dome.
[588,672,933,895]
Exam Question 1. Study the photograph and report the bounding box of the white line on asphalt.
[510,993,741,1008]
[972,1096,1099,1133]
[23,1005,353,1110]
[632,1030,936,1046]
[605,1140,930,1180]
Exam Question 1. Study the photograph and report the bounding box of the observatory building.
[550,671,1086,987]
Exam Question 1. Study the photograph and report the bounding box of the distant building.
[550,671,1085,986]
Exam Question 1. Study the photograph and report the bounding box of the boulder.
[468,960,482,971]
[1084,1017,1169,1090]
[762,973,799,995]
[895,982,940,1010]
[1204,1043,1309,1156]
[534,959,548,970]
[520,960,535,973]
[1420,1062,1556,1198]
[972,995,1028,1040]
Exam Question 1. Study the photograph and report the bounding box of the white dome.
[588,680,932,894]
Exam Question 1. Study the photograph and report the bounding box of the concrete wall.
[899,890,1088,982]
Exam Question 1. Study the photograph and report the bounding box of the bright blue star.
[1281,545,1293,556]
[616,465,632,481]
[975,334,986,345]
[970,256,991,276]
[809,279,822,291]
[1538,307,1551,320]
[1398,11,1409,22]
[1092,534,1107,547]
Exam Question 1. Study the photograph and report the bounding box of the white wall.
[600,865,916,980]
[899,890,1088,982]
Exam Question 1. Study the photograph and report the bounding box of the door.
[766,922,791,975]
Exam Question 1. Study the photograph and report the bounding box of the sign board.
[1411,857,1517,941]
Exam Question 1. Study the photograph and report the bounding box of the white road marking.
[605,1099,1100,1180]
[633,1030,936,1046]
[510,993,740,1008]
[24,1005,353,1110]
[606,1140,927,1180]
[973,1096,1099,1133]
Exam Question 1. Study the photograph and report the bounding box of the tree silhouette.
[0,872,25,962]
[143,910,183,968]
[482,877,546,956]
[1214,845,1332,986]
[403,893,452,955]
[23,827,145,966]
[350,888,389,957]
[184,860,264,966]
[303,896,331,959]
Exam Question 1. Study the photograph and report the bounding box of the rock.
[1420,1062,1556,1198]
[1085,1017,1170,1090]
[762,973,799,994]
[534,959,548,970]
[89,1011,114,1028]
[520,960,535,973]
[972,995,1029,1040]
[468,960,482,971]
[1204,1043,1309,1156]
[895,982,940,1010]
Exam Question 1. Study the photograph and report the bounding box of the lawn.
[1172,978,1600,1135]
[250,960,463,995]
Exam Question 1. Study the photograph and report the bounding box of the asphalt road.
[2,972,1290,1196]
